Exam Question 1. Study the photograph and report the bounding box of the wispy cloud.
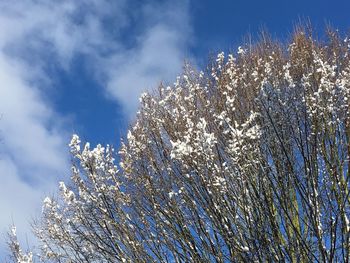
[0,0,192,258]
[102,1,193,115]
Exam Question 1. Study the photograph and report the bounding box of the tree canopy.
[9,27,350,262]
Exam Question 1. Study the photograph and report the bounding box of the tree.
[9,27,350,262]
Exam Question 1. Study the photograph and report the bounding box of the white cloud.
[105,22,190,115]
[0,22,70,259]
[0,55,68,178]
[0,0,192,259]
[0,158,44,257]
[103,1,193,115]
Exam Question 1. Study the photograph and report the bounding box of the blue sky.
[0,0,349,258]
